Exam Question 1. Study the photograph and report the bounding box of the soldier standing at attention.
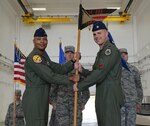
[49,45,90,126]
[119,48,143,126]
[22,28,77,126]
[5,90,25,126]
[73,21,124,126]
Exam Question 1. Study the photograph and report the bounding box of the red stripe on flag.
[14,71,25,76]
[14,65,24,70]
[92,16,107,19]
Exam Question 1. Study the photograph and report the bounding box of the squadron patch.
[105,49,111,56]
[33,55,42,63]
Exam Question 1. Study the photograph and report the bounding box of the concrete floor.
[0,122,97,126]
[136,115,150,126]
[1,97,149,126]
[82,123,98,126]
[0,122,150,126]
[1,115,150,126]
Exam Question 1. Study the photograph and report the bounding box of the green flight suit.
[78,40,124,126]
[22,48,74,126]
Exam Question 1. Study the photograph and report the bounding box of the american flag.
[14,45,26,85]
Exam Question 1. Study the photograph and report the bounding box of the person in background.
[22,28,77,126]
[5,90,25,126]
[119,48,143,126]
[49,45,90,126]
[73,21,124,126]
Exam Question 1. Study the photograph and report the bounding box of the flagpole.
[13,89,16,126]
[74,3,92,126]
[73,29,80,126]
[73,4,82,126]
[13,43,16,126]
[74,29,80,126]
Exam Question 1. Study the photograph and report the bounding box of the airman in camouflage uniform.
[120,48,143,126]
[5,90,25,126]
[49,46,90,126]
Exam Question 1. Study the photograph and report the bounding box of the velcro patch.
[98,64,104,68]
[33,55,42,63]
[105,49,111,56]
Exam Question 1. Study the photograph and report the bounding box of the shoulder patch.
[105,49,111,56]
[33,55,42,63]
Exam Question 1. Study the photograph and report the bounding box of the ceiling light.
[32,8,46,11]
[107,7,121,10]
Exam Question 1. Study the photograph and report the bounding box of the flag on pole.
[86,9,117,15]
[59,42,66,64]
[78,4,94,30]
[86,8,116,20]
[14,45,26,85]
[78,4,116,30]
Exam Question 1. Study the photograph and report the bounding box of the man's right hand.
[74,62,82,73]
[73,84,79,92]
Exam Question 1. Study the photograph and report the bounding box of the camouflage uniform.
[121,63,143,126]
[49,71,90,126]
[5,101,25,126]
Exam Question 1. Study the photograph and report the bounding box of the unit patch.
[105,49,111,56]
[33,55,42,63]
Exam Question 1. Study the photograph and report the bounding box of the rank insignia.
[47,61,50,66]
[33,55,42,63]
[105,49,111,56]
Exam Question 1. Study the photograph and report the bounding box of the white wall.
[132,0,150,96]
[0,0,25,122]
[18,22,99,64]
[19,21,134,63]
[0,0,18,122]
[108,21,135,62]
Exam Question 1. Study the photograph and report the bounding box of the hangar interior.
[0,0,150,125]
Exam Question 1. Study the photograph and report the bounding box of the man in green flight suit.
[22,28,76,126]
[73,21,124,126]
